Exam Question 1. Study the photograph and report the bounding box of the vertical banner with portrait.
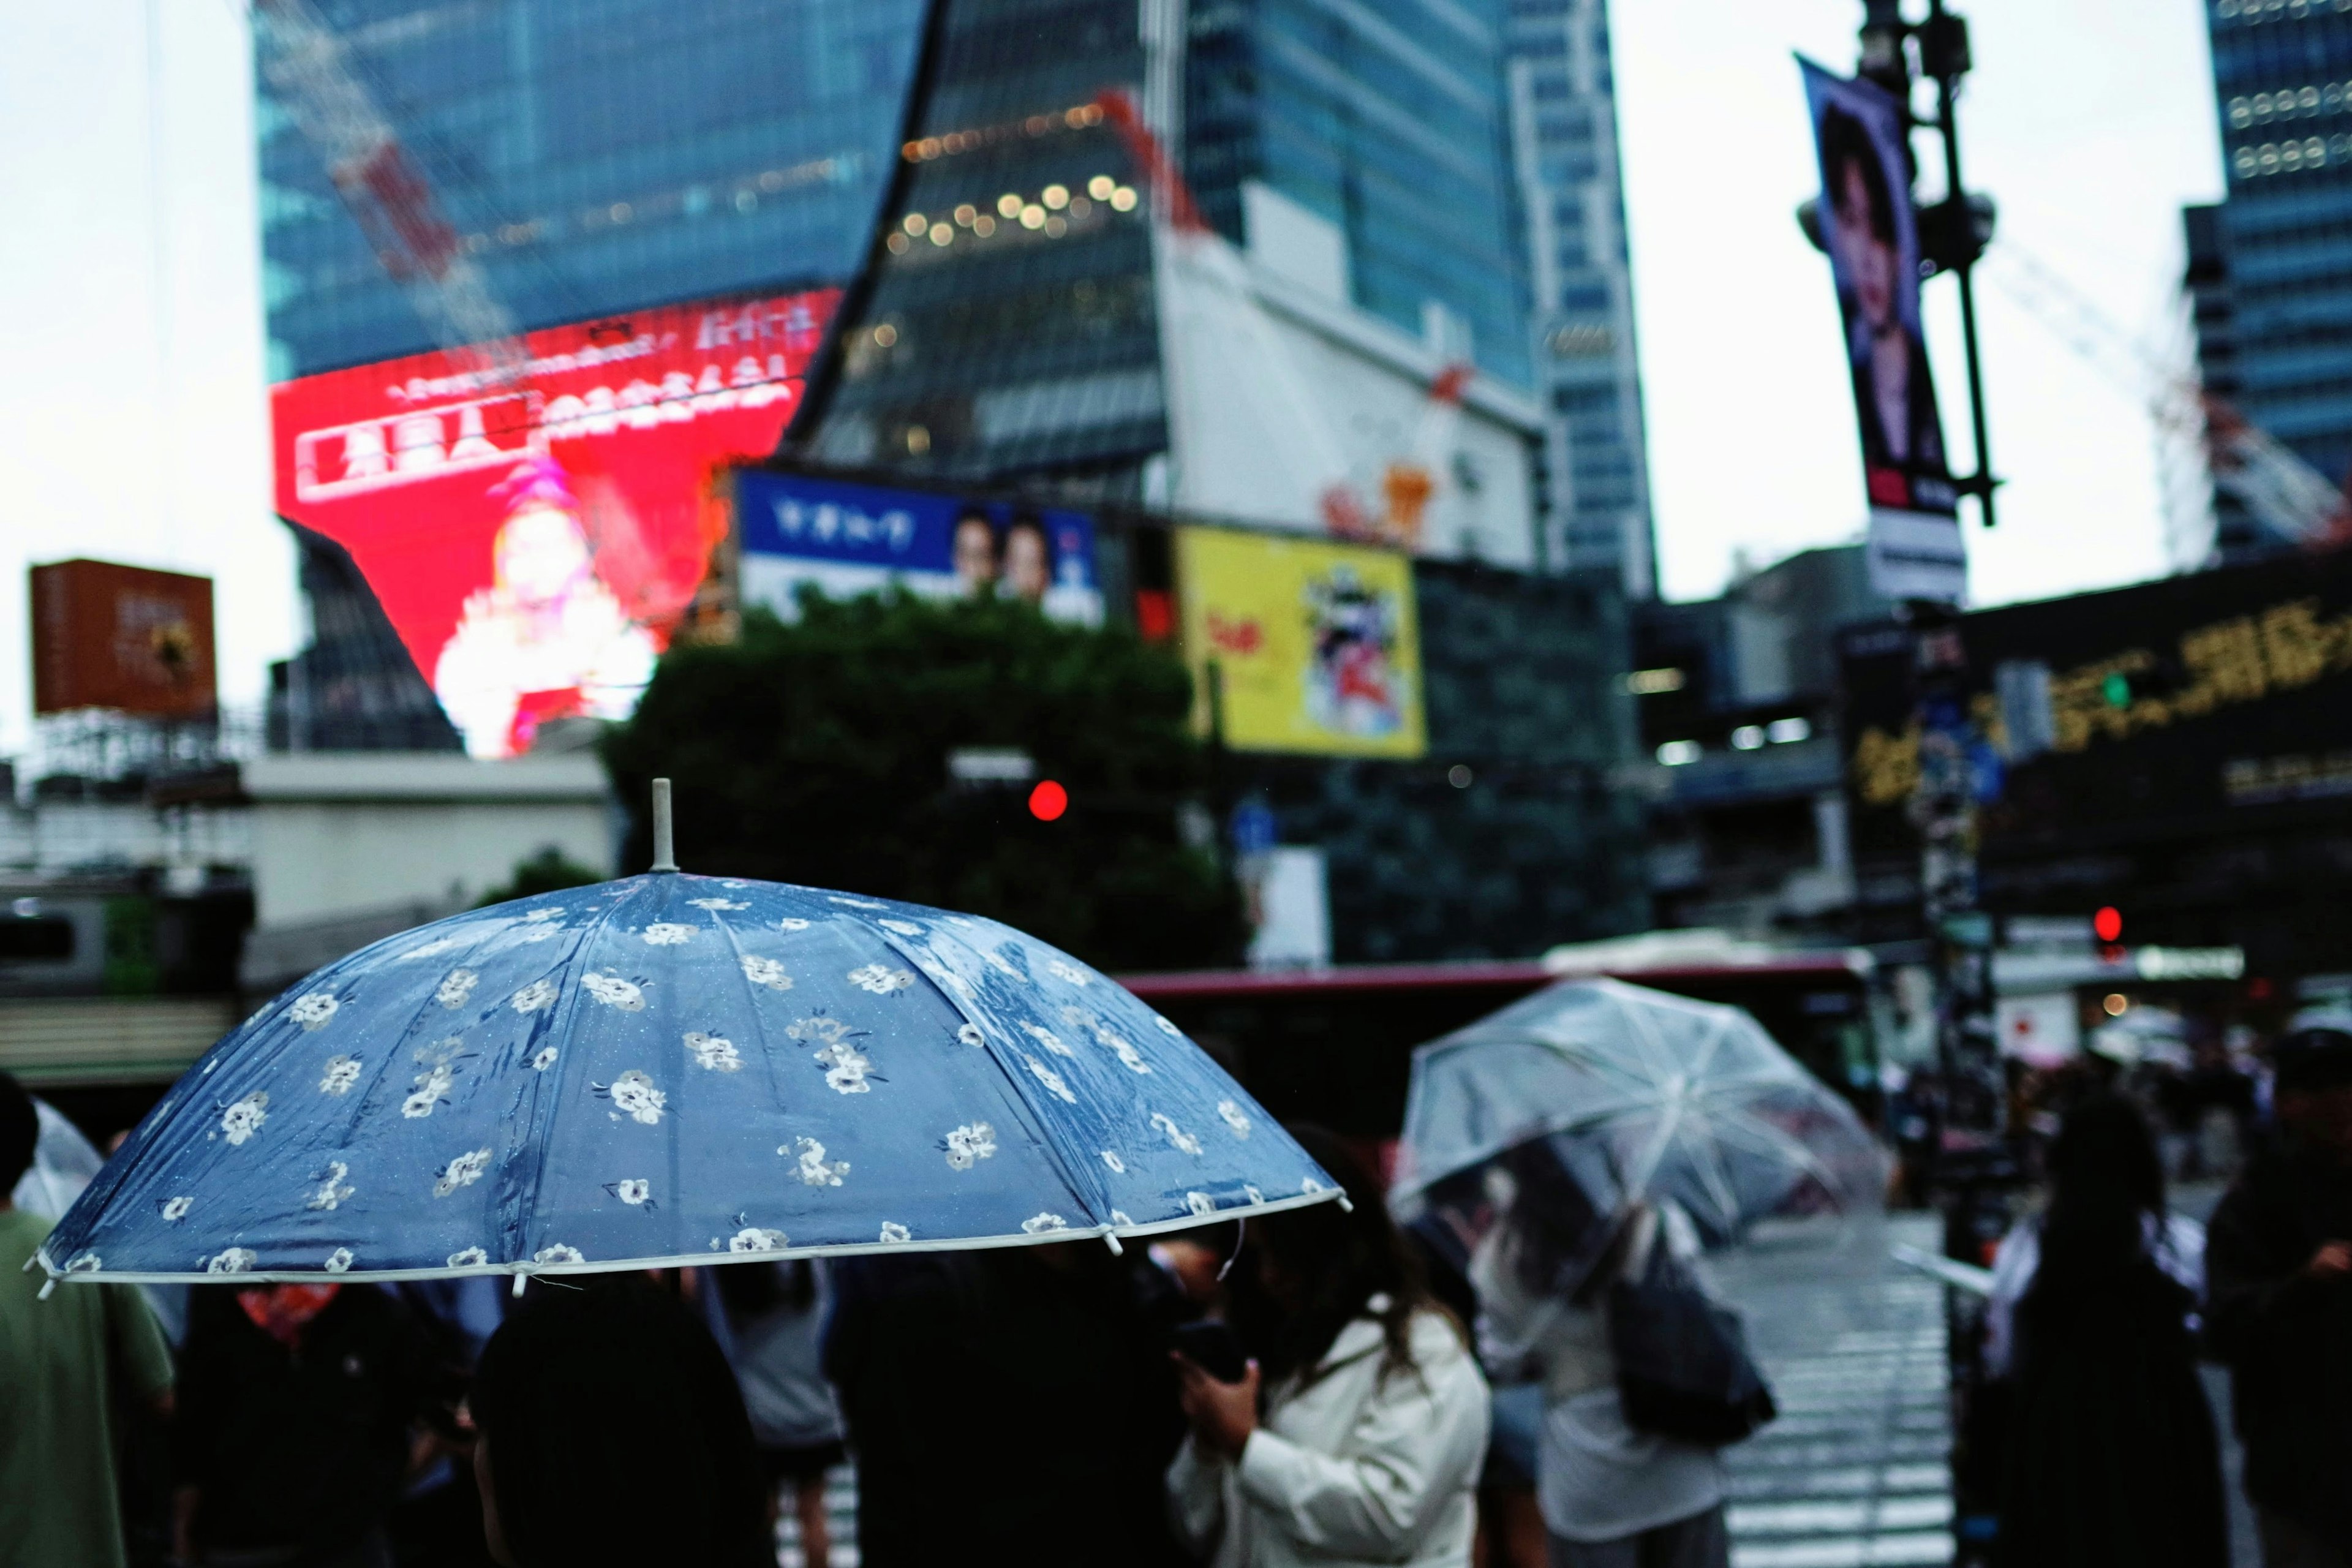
[1800,57,1967,605]
[733,469,1104,625]
[1175,527,1427,759]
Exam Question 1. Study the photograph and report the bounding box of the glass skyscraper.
[1504,0,1655,595]
[803,0,1539,505]
[2190,0,2352,559]
[258,0,928,379]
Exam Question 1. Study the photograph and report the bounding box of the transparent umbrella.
[1389,979,1885,1281]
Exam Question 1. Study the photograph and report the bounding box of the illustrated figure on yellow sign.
[435,458,659,759]
[1303,565,1406,739]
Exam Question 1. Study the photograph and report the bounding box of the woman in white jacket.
[1167,1129,1492,1568]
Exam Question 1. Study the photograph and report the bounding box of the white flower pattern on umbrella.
[812,1040,875,1095]
[222,1093,270,1146]
[290,993,340,1030]
[511,979,559,1014]
[916,960,973,1000]
[447,1246,489,1268]
[434,1148,492,1197]
[1022,1055,1077,1104]
[581,973,647,1011]
[1096,1029,1150,1075]
[1100,1150,1126,1174]
[956,1023,986,1047]
[1110,1209,1134,1227]
[689,898,749,911]
[1153,1014,1184,1038]
[435,970,479,1009]
[943,1121,997,1170]
[685,1032,742,1072]
[643,923,695,946]
[847,964,914,995]
[398,934,467,962]
[1022,1023,1073,1058]
[307,1162,355,1210]
[880,1221,911,1244]
[206,1248,256,1275]
[514,925,560,944]
[729,1227,786,1253]
[1245,1185,1264,1204]
[1022,1213,1068,1234]
[615,1179,651,1205]
[981,949,1026,982]
[524,908,564,922]
[66,1252,101,1273]
[830,897,885,910]
[402,1065,456,1119]
[878,919,923,935]
[533,1244,585,1265]
[607,1071,666,1125]
[1150,1112,1203,1156]
[161,1196,192,1221]
[1217,1100,1252,1138]
[778,918,811,932]
[319,1056,361,1095]
[325,1248,354,1273]
[1044,959,1088,986]
[1185,1191,1215,1218]
[791,1137,849,1186]
[739,955,793,992]
[530,1047,559,1071]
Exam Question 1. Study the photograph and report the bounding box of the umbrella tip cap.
[649,778,679,874]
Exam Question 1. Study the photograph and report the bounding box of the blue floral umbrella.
[37,851,1335,1289]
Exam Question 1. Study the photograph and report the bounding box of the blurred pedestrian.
[1167,1126,1490,1568]
[1470,1153,1732,1568]
[1982,1094,2225,1568]
[827,1240,1190,1566]
[0,1071,175,1568]
[170,1276,438,1567]
[468,1273,768,1568]
[706,1260,845,1568]
[385,1278,507,1568]
[2208,1020,2352,1568]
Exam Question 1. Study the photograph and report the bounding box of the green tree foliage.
[604,594,1245,972]
[477,846,604,908]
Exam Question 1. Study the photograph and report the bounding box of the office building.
[258,0,929,379]
[798,0,1550,565]
[1505,0,1656,594]
[2187,1,2352,561]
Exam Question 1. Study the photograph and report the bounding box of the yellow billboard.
[1176,527,1426,758]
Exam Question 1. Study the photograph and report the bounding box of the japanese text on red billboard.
[1800,58,1965,604]
[270,290,837,758]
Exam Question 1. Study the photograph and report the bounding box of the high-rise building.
[258,0,929,379]
[2188,1,2352,561]
[1503,0,1656,595]
[799,0,1550,567]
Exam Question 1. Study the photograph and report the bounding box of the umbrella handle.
[650,778,679,873]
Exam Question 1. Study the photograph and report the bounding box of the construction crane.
[1984,243,2351,548]
[249,0,529,391]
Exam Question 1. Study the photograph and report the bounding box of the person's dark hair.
[712,1257,816,1323]
[2027,1093,2167,1300]
[470,1275,769,1568]
[0,1072,36,1192]
[1819,102,1898,245]
[1249,1124,1454,1383]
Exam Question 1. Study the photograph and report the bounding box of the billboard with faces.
[733,469,1104,626]
[1800,57,1966,605]
[269,289,837,759]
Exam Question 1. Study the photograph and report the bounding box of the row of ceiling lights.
[883,176,1139,254]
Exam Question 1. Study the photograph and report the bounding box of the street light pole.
[1922,0,1997,529]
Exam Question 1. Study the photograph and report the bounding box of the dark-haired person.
[0,1071,175,1568]
[470,1275,770,1568]
[1817,102,1945,483]
[2208,1020,2352,1568]
[1982,1094,2225,1568]
[1168,1126,1491,1568]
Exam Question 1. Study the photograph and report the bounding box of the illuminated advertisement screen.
[1175,527,1425,759]
[734,469,1104,624]
[270,289,837,758]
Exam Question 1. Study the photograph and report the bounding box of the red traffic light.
[2094,906,2123,943]
[1028,780,1068,822]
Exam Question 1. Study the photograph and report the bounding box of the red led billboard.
[270,289,837,757]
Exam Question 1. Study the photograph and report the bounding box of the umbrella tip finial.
[650,778,678,874]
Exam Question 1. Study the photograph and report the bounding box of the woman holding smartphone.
[1167,1126,1491,1568]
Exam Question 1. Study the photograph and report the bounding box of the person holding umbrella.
[1166,1127,1492,1568]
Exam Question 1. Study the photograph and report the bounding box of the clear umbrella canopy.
[1390,979,1885,1283]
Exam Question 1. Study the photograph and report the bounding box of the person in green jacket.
[0,1070,175,1568]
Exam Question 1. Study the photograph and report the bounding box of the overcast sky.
[0,0,2227,759]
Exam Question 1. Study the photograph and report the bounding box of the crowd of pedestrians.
[24,1012,2352,1568]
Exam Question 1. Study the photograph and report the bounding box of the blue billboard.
[735,469,1104,625]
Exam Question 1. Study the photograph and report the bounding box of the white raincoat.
[1167,1300,1491,1568]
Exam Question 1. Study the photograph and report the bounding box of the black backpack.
[1606,1241,1777,1446]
